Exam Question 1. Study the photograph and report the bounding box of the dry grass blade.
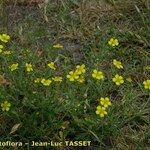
[10,123,21,134]
[4,0,45,6]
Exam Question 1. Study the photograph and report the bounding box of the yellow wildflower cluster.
[67,71,79,81]
[2,50,12,55]
[67,64,86,83]
[0,34,12,55]
[111,58,124,86]
[92,69,104,80]
[47,62,56,70]
[1,100,11,111]
[9,63,19,71]
[143,80,150,90]
[53,44,63,49]
[34,78,41,83]
[34,76,62,86]
[75,64,86,75]
[1,33,149,117]
[41,78,52,86]
[34,78,52,86]
[25,63,33,72]
[0,45,3,49]
[0,45,3,53]
[113,59,123,69]
[52,76,63,82]
[8,63,34,72]
[96,97,112,117]
[112,74,124,86]
[108,38,119,47]
[0,44,3,53]
[0,34,10,43]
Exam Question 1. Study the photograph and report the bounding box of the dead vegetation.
[4,0,45,6]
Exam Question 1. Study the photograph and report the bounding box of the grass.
[0,0,150,149]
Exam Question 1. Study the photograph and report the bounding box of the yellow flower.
[0,45,3,53]
[9,63,19,71]
[92,69,104,80]
[34,78,41,83]
[0,34,10,43]
[52,76,63,82]
[67,71,79,81]
[113,59,123,69]
[41,79,52,86]
[25,63,33,72]
[143,65,150,70]
[53,44,63,49]
[143,79,150,90]
[0,45,4,49]
[47,62,56,70]
[3,50,12,55]
[96,106,107,117]
[108,38,119,47]
[75,64,86,75]
[100,97,112,108]
[112,74,124,86]
[77,75,85,83]
[1,101,11,111]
